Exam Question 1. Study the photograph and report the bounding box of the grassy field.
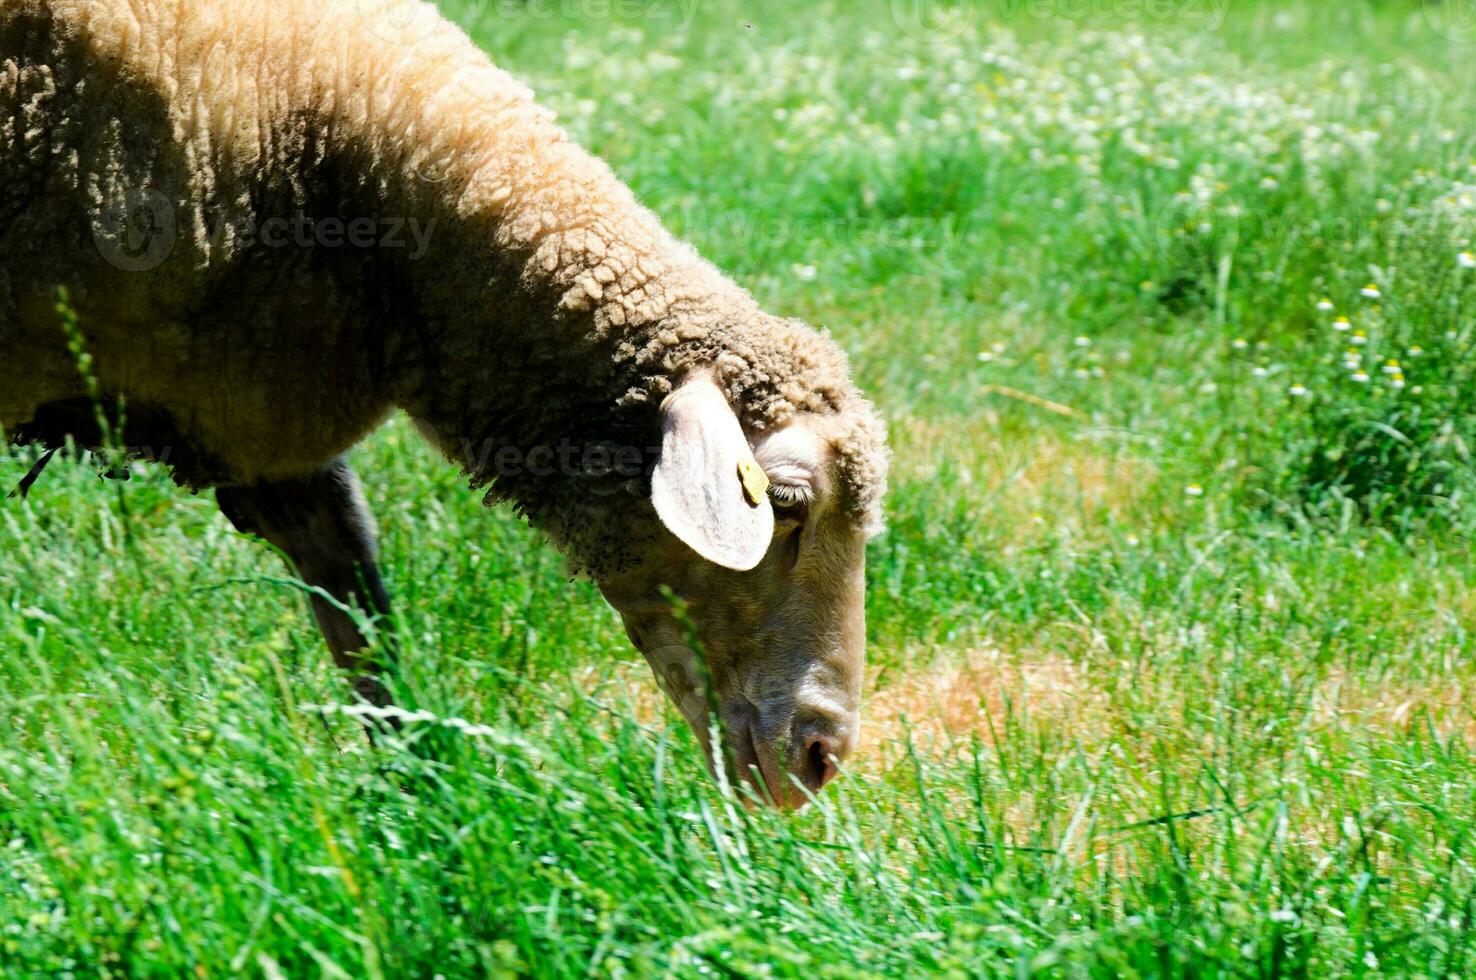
[6,0,1476,974]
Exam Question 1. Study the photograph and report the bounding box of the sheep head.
[596,372,885,809]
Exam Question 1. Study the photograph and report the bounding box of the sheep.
[0,0,889,808]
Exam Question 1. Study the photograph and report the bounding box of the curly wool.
[473,304,890,576]
[0,0,888,577]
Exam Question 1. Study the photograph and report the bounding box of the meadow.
[4,0,1476,974]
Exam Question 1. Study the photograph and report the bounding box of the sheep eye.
[768,484,811,521]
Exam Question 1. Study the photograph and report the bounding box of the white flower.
[1351,332,1367,346]
[1351,371,1370,382]
[1231,337,1249,349]
[1333,316,1351,332]
[1316,299,1335,311]
[1184,483,1204,497]
[1074,335,1092,347]
[792,264,818,281]
[1252,366,1269,377]
[1460,251,1476,269]
[977,351,995,362]
[1360,284,1381,298]
[1289,384,1309,397]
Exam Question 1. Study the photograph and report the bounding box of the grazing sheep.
[0,0,889,807]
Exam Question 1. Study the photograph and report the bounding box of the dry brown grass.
[863,645,1101,753]
[563,647,1105,773]
[1306,668,1476,743]
[891,415,1155,539]
[562,644,1475,777]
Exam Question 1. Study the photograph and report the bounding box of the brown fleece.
[0,0,887,575]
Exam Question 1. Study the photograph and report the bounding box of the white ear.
[651,374,775,571]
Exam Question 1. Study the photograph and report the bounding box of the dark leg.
[216,457,395,709]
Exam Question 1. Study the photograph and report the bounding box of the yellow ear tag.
[738,457,769,507]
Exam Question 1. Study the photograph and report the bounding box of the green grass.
[5,0,1476,974]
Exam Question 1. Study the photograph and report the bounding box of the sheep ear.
[651,375,774,571]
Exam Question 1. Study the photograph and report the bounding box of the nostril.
[805,736,839,791]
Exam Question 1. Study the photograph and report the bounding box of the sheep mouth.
[730,718,764,794]
[728,712,794,808]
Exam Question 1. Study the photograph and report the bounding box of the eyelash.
[769,485,811,517]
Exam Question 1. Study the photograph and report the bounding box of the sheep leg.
[215,458,397,713]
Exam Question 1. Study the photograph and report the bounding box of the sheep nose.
[803,736,840,791]
[793,718,850,792]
